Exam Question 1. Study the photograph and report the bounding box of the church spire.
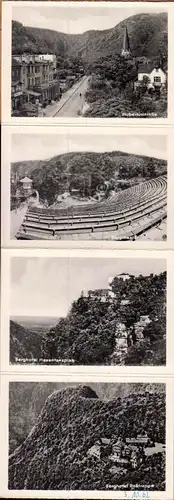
[121,26,130,57]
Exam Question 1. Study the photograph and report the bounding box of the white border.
[1,125,173,249]
[0,374,173,499]
[1,248,173,375]
[2,1,173,126]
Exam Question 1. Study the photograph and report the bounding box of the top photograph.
[11,3,168,119]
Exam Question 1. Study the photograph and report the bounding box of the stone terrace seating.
[16,175,167,239]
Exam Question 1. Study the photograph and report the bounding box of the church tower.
[121,26,130,58]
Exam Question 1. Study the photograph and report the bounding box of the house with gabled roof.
[136,63,166,90]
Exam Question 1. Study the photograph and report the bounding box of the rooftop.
[20,177,33,183]
[138,63,166,74]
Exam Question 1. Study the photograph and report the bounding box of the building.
[20,177,33,196]
[11,58,24,110]
[121,26,131,58]
[86,288,115,302]
[117,273,131,281]
[37,54,57,67]
[110,437,143,469]
[126,432,149,446]
[11,54,60,112]
[87,435,146,470]
[136,63,166,90]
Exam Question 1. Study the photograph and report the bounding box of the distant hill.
[11,150,167,177]
[10,320,43,363]
[12,12,167,62]
[9,384,166,490]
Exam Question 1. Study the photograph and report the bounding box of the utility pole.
[88,173,92,197]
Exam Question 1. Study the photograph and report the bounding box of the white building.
[37,54,57,68]
[14,54,57,68]
[117,273,131,281]
[137,64,166,89]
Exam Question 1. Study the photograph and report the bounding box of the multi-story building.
[11,54,60,112]
[11,58,24,110]
[87,436,145,470]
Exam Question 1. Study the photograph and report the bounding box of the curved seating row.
[16,175,167,239]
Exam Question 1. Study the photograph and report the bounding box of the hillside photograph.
[9,382,166,491]
[10,133,167,241]
[11,4,168,118]
[10,256,166,366]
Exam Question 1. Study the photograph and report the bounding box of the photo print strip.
[0,374,173,499]
[1,248,173,373]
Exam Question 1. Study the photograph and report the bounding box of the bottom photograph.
[8,381,166,492]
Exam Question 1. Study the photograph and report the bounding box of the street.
[43,75,90,117]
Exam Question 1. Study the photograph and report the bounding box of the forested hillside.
[11,150,167,205]
[9,384,166,490]
[12,13,167,62]
[42,271,166,365]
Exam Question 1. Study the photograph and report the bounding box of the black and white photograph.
[8,381,166,491]
[10,256,166,366]
[11,3,168,118]
[10,133,167,241]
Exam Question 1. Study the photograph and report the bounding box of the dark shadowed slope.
[10,320,43,363]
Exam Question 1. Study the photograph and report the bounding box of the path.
[44,76,90,117]
[10,203,28,239]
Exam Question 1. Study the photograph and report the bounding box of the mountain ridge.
[12,12,167,62]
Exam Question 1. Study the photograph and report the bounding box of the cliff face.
[9,384,165,490]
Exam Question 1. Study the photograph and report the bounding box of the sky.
[12,5,166,34]
[10,257,166,318]
[11,134,167,163]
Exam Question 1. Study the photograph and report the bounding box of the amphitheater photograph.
[10,132,167,241]
[10,256,166,366]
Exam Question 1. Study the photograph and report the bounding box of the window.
[154,76,161,83]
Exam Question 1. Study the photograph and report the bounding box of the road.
[44,76,90,118]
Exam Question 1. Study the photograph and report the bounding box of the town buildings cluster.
[87,433,154,472]
[12,53,60,113]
